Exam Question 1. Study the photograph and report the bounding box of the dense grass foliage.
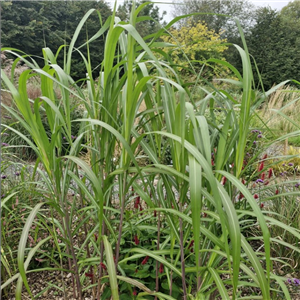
[1,2,300,299]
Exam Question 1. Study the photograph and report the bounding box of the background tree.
[220,0,300,89]
[117,0,166,38]
[1,0,112,80]
[171,0,256,40]
[245,2,300,90]
[280,0,300,28]
[1,1,45,55]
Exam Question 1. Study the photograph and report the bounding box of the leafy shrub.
[161,19,229,80]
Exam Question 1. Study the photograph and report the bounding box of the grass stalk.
[155,210,161,299]
[179,205,187,299]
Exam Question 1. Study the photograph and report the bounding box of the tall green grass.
[1,2,300,299]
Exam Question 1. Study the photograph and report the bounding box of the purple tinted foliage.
[1,175,7,179]
[257,134,262,138]
[288,163,294,166]
[256,179,264,183]
[2,143,9,146]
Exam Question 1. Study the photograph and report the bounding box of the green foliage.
[161,20,228,80]
[1,3,300,300]
[280,0,300,28]
[116,0,166,38]
[172,0,256,39]
[229,3,300,90]
[1,91,86,160]
[1,0,112,80]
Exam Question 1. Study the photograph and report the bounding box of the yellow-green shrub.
[161,20,228,79]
